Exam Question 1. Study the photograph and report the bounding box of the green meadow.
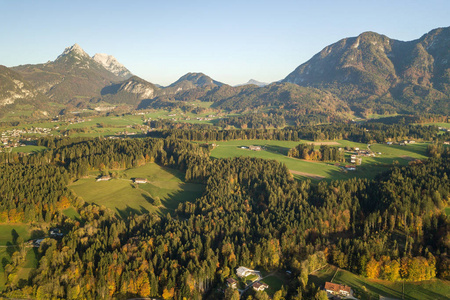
[0,224,31,246]
[0,225,38,291]
[70,163,204,217]
[210,140,430,181]
[310,264,450,300]
[11,145,47,153]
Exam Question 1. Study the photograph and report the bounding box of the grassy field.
[0,225,38,292]
[210,140,430,181]
[70,163,204,217]
[260,273,286,296]
[0,224,31,246]
[310,265,450,300]
[419,122,450,129]
[63,207,81,220]
[11,145,47,153]
[0,248,38,292]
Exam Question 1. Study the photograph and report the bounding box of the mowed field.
[70,163,204,217]
[310,264,450,300]
[0,225,38,291]
[210,140,430,181]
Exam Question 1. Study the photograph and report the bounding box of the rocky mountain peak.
[92,53,133,79]
[56,43,90,60]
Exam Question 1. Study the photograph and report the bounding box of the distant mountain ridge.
[1,27,449,120]
[12,44,130,103]
[283,27,450,115]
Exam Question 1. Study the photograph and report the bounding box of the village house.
[96,175,111,182]
[324,282,352,298]
[134,178,148,184]
[226,278,238,289]
[252,282,269,292]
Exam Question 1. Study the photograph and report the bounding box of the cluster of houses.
[226,266,269,292]
[1,127,54,151]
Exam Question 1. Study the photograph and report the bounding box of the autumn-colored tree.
[366,258,380,279]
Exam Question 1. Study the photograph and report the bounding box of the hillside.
[283,27,450,115]
[0,65,49,118]
[100,76,162,106]
[12,44,124,103]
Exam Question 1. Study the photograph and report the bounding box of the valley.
[0,22,449,300]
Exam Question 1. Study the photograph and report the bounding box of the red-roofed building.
[252,282,268,291]
[324,282,352,297]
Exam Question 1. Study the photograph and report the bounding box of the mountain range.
[1,26,449,119]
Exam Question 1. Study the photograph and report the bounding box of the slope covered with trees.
[0,136,448,299]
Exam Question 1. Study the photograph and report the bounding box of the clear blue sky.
[1,0,449,86]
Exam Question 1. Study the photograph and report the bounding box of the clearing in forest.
[70,163,204,217]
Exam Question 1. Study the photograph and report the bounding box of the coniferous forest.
[0,133,448,299]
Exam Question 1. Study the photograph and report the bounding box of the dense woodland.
[148,122,447,144]
[287,144,345,162]
[0,135,448,300]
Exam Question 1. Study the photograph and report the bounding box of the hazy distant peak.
[235,79,269,87]
[57,43,89,60]
[169,72,223,89]
[93,53,133,79]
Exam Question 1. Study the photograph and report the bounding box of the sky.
[1,0,449,86]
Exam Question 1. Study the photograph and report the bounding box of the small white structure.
[236,266,253,277]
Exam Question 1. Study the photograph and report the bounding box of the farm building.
[96,175,111,182]
[324,282,352,297]
[134,178,148,184]
[249,145,261,151]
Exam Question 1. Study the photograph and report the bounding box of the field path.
[289,170,325,180]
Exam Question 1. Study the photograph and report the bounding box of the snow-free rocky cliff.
[93,53,133,79]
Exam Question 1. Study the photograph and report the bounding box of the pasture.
[310,265,450,300]
[210,140,430,181]
[70,163,204,217]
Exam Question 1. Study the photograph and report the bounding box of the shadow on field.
[264,145,291,156]
[117,205,149,219]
